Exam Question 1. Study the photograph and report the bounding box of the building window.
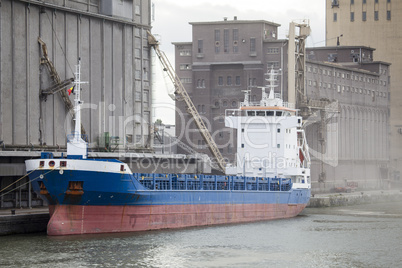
[333,13,337,22]
[233,29,239,41]
[180,78,192,84]
[135,5,140,15]
[179,50,191,56]
[350,0,354,4]
[387,11,391,20]
[224,29,229,53]
[267,48,279,54]
[135,91,141,101]
[351,12,354,21]
[362,12,367,21]
[215,44,220,54]
[374,11,379,20]
[198,40,203,53]
[227,76,232,85]
[233,29,239,53]
[267,61,279,69]
[218,76,223,86]
[236,76,241,86]
[144,91,149,104]
[232,101,237,107]
[180,64,191,70]
[250,38,256,52]
[197,79,205,88]
[233,45,238,53]
[375,0,378,3]
[363,0,366,3]
[215,29,220,42]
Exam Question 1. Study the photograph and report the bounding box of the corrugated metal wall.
[0,0,152,149]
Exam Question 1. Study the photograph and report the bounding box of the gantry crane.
[147,31,226,173]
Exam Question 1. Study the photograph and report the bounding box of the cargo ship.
[25,63,311,236]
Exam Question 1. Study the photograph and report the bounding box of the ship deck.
[135,173,292,192]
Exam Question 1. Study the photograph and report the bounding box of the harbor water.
[1,201,401,268]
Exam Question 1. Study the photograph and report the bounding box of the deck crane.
[147,31,226,173]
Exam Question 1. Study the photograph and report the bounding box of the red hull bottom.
[47,203,306,236]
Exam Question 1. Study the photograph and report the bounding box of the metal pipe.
[0,143,67,150]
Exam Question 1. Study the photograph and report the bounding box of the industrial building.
[0,0,154,208]
[326,0,401,183]
[173,17,390,191]
[305,46,390,190]
[173,18,289,164]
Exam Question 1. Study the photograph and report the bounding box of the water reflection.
[1,202,401,267]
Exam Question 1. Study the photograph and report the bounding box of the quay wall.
[308,190,402,208]
[0,212,49,235]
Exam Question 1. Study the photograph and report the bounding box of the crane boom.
[147,31,226,173]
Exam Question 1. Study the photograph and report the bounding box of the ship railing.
[238,101,295,109]
[134,173,292,192]
[282,102,295,109]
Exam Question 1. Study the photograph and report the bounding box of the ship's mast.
[73,60,83,141]
[67,59,88,159]
[259,68,283,107]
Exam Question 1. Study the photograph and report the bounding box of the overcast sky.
[150,0,327,124]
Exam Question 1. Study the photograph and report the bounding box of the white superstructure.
[225,69,310,189]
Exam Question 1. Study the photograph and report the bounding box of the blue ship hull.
[26,158,310,235]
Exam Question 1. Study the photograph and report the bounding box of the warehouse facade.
[0,0,152,208]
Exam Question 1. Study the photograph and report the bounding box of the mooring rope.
[0,167,58,198]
